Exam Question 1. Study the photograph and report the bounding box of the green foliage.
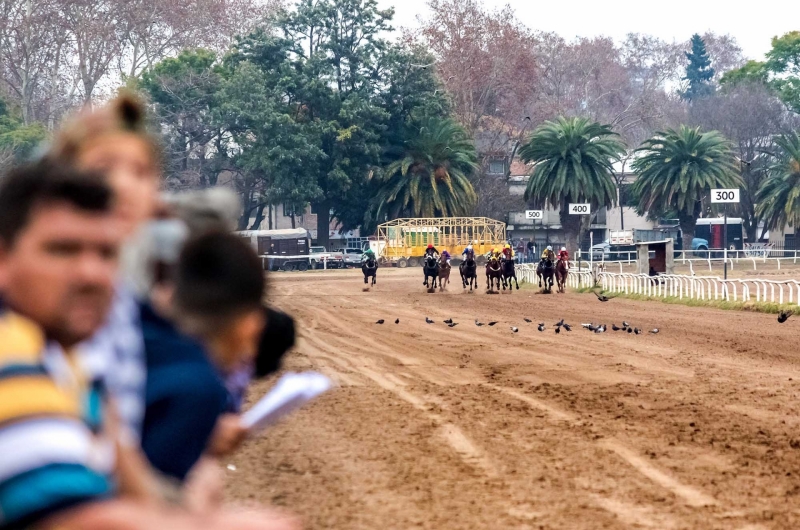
[0,98,46,163]
[518,116,625,253]
[719,60,768,86]
[367,118,478,222]
[755,132,800,230]
[681,34,715,101]
[631,126,740,248]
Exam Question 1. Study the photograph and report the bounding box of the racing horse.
[362,257,377,286]
[438,254,451,291]
[501,256,519,290]
[537,258,555,293]
[423,253,439,290]
[485,255,503,292]
[555,257,569,293]
[459,251,478,291]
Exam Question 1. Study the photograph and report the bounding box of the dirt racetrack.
[226,268,800,529]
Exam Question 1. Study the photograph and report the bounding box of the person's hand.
[210,507,301,530]
[183,457,224,514]
[208,414,249,457]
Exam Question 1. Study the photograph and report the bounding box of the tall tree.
[755,132,800,231]
[681,34,714,102]
[632,126,740,252]
[519,117,625,254]
[367,118,478,226]
[0,96,46,172]
[690,81,792,241]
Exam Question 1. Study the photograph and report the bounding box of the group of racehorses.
[362,250,570,293]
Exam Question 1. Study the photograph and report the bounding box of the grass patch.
[570,287,794,315]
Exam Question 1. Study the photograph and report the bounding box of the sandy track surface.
[226,268,800,529]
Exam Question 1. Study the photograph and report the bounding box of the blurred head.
[561,246,566,252]
[0,162,122,347]
[547,245,552,251]
[50,93,161,236]
[427,244,433,249]
[173,232,266,372]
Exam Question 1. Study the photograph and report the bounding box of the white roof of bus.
[236,228,310,240]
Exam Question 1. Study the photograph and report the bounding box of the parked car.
[309,246,344,269]
[591,241,611,261]
[334,248,363,267]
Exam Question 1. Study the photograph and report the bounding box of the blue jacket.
[140,304,228,482]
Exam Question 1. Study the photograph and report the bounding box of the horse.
[555,258,569,293]
[438,254,451,291]
[500,256,519,290]
[459,251,478,291]
[536,258,555,293]
[486,255,502,292]
[423,253,439,290]
[362,257,377,286]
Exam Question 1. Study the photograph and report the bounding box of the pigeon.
[511,326,519,333]
[395,318,400,324]
[488,321,499,326]
[622,321,630,328]
[649,328,659,334]
[425,317,434,324]
[555,319,565,327]
[524,318,533,323]
[634,328,642,335]
[581,323,593,329]
[375,319,385,324]
[444,318,453,324]
[778,310,793,323]
[627,327,633,334]
[594,326,604,334]
[475,320,484,326]
[555,326,561,334]
[537,323,545,332]
[448,322,459,328]
[563,324,572,332]
[587,324,598,332]
[612,324,621,331]
[593,290,614,302]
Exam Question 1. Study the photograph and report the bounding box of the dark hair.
[0,161,112,246]
[254,306,295,378]
[174,231,265,325]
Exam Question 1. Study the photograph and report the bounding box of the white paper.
[241,372,332,434]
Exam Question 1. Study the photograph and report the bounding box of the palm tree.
[632,126,740,253]
[519,116,625,254]
[369,118,478,222]
[756,132,800,230]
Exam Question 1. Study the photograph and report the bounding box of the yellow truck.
[374,217,507,267]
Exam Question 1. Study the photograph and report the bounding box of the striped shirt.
[0,309,115,529]
[77,285,146,441]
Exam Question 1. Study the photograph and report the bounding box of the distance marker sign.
[568,203,591,215]
[525,210,543,220]
[710,189,740,203]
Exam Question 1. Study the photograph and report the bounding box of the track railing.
[515,264,594,289]
[594,272,800,306]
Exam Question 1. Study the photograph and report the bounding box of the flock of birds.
[375,317,658,335]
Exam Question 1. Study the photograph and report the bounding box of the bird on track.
[511,326,519,333]
[395,318,400,324]
[612,324,621,331]
[524,318,533,323]
[444,318,453,324]
[538,323,545,332]
[627,327,633,334]
[594,290,617,302]
[475,320,484,326]
[425,317,434,324]
[375,319,385,324]
[778,310,793,323]
[634,328,642,335]
[563,324,572,332]
[448,322,459,328]
[488,321,499,326]
[649,329,659,334]
[622,321,630,328]
[554,319,565,327]
[555,326,561,334]
[581,323,593,329]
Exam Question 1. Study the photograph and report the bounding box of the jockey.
[424,243,439,260]
[361,248,376,263]
[461,244,474,259]
[441,249,451,266]
[558,246,569,263]
[540,245,555,264]
[502,243,515,262]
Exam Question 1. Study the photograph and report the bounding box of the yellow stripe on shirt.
[0,312,45,363]
[0,376,80,425]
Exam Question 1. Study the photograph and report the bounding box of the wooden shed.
[636,239,675,276]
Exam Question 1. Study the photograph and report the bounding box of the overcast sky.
[378,0,799,61]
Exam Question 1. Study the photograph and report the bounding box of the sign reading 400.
[568,203,591,215]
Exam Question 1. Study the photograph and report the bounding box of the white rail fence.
[516,264,800,306]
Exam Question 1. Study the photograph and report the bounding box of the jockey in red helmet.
[424,243,439,259]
